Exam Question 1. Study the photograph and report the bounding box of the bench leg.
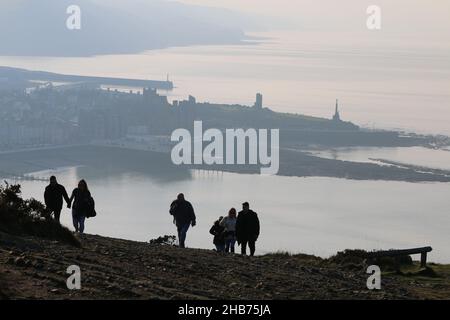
[420,252,427,268]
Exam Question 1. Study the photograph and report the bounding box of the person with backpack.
[236,202,260,256]
[68,179,93,234]
[209,216,225,252]
[44,176,70,223]
[220,208,237,253]
[169,193,196,248]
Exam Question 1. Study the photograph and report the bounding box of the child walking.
[209,216,226,252]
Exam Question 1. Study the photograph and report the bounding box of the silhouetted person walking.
[69,180,91,234]
[44,176,70,223]
[170,193,196,248]
[210,216,225,252]
[236,202,260,256]
[221,208,237,253]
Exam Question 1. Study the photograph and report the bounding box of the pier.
[0,171,48,183]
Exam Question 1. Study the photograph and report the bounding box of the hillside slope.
[1,232,450,300]
[0,0,247,56]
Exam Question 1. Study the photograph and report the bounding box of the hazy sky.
[177,0,450,35]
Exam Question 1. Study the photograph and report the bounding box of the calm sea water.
[1,30,449,135]
[11,164,450,263]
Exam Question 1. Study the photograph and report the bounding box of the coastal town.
[1,67,450,182]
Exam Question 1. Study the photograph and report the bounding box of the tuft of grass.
[264,251,293,257]
[149,235,177,246]
[328,249,413,271]
[389,262,450,299]
[0,182,80,247]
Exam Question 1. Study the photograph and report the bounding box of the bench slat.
[367,246,432,258]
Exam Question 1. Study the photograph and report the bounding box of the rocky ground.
[1,231,449,300]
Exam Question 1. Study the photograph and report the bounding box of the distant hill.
[0,0,253,57]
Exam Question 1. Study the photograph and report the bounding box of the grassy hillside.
[0,183,79,247]
[1,232,450,300]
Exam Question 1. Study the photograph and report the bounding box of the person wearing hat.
[236,202,260,256]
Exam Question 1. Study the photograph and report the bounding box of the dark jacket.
[236,210,260,242]
[170,199,196,227]
[209,221,225,246]
[44,184,70,211]
[71,188,92,215]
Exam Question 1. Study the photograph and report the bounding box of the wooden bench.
[367,247,433,268]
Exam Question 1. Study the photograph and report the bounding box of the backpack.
[85,197,97,218]
[170,201,178,216]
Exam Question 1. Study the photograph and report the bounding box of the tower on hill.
[333,99,341,122]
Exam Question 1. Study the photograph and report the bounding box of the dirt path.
[0,232,448,300]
